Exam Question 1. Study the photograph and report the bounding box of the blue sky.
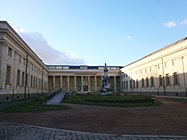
[1,0,187,66]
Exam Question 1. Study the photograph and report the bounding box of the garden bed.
[64,94,161,107]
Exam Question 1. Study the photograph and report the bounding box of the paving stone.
[0,122,186,140]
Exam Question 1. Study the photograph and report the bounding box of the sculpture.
[100,63,112,95]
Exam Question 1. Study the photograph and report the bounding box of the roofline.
[0,21,48,71]
[46,64,123,67]
[124,36,187,68]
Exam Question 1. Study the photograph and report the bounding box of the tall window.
[126,81,128,89]
[133,80,135,88]
[136,79,139,88]
[142,78,144,87]
[19,55,21,63]
[26,74,28,86]
[22,72,25,86]
[6,66,11,84]
[17,70,21,85]
[146,77,149,87]
[150,76,154,87]
[130,80,132,88]
[166,74,170,86]
[31,75,33,87]
[23,58,26,65]
[159,75,163,86]
[173,72,179,85]
[8,47,12,57]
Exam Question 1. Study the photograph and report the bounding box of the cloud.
[180,19,187,26]
[125,35,131,40]
[13,26,85,65]
[163,21,177,28]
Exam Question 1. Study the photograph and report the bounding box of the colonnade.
[49,75,118,93]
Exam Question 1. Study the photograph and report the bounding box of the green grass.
[164,97,187,104]
[64,94,161,107]
[0,95,68,113]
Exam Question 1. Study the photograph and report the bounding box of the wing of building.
[0,21,187,102]
[121,37,187,97]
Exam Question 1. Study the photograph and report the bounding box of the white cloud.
[180,19,187,26]
[163,21,177,28]
[13,26,85,65]
[125,35,131,40]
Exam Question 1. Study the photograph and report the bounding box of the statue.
[100,63,112,95]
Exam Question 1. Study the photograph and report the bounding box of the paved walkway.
[46,92,65,105]
[0,122,186,140]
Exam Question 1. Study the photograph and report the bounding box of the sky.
[0,0,187,66]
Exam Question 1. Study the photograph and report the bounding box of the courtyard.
[0,96,187,137]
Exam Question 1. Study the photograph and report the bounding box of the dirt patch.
[0,97,187,136]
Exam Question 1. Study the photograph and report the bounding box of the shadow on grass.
[0,95,68,113]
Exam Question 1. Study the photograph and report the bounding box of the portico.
[47,65,121,93]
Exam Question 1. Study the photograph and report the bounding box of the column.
[67,76,69,92]
[74,76,77,91]
[95,76,97,91]
[88,76,90,92]
[114,76,116,92]
[81,76,83,91]
[53,76,55,91]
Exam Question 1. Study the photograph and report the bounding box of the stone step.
[46,92,65,105]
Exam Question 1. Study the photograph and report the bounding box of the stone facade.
[121,37,187,97]
[0,21,121,103]
[1,20,187,102]
[0,21,48,101]
[47,65,121,93]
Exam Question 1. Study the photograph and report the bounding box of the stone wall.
[121,37,187,97]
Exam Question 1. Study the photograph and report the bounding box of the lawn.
[164,97,187,104]
[0,95,68,113]
[64,94,161,107]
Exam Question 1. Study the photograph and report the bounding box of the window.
[159,75,163,86]
[133,80,135,88]
[36,77,38,87]
[33,77,35,87]
[136,80,139,88]
[146,77,149,87]
[19,55,21,63]
[26,74,28,86]
[125,81,128,89]
[142,78,144,87]
[6,66,11,84]
[8,47,12,57]
[22,72,25,86]
[23,58,26,65]
[130,80,132,88]
[17,70,21,85]
[122,81,125,89]
[173,72,179,85]
[166,74,170,86]
[150,76,154,87]
[31,75,33,87]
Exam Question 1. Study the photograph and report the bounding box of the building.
[0,21,121,102]
[47,65,121,93]
[0,21,48,102]
[121,37,187,97]
[0,21,187,103]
